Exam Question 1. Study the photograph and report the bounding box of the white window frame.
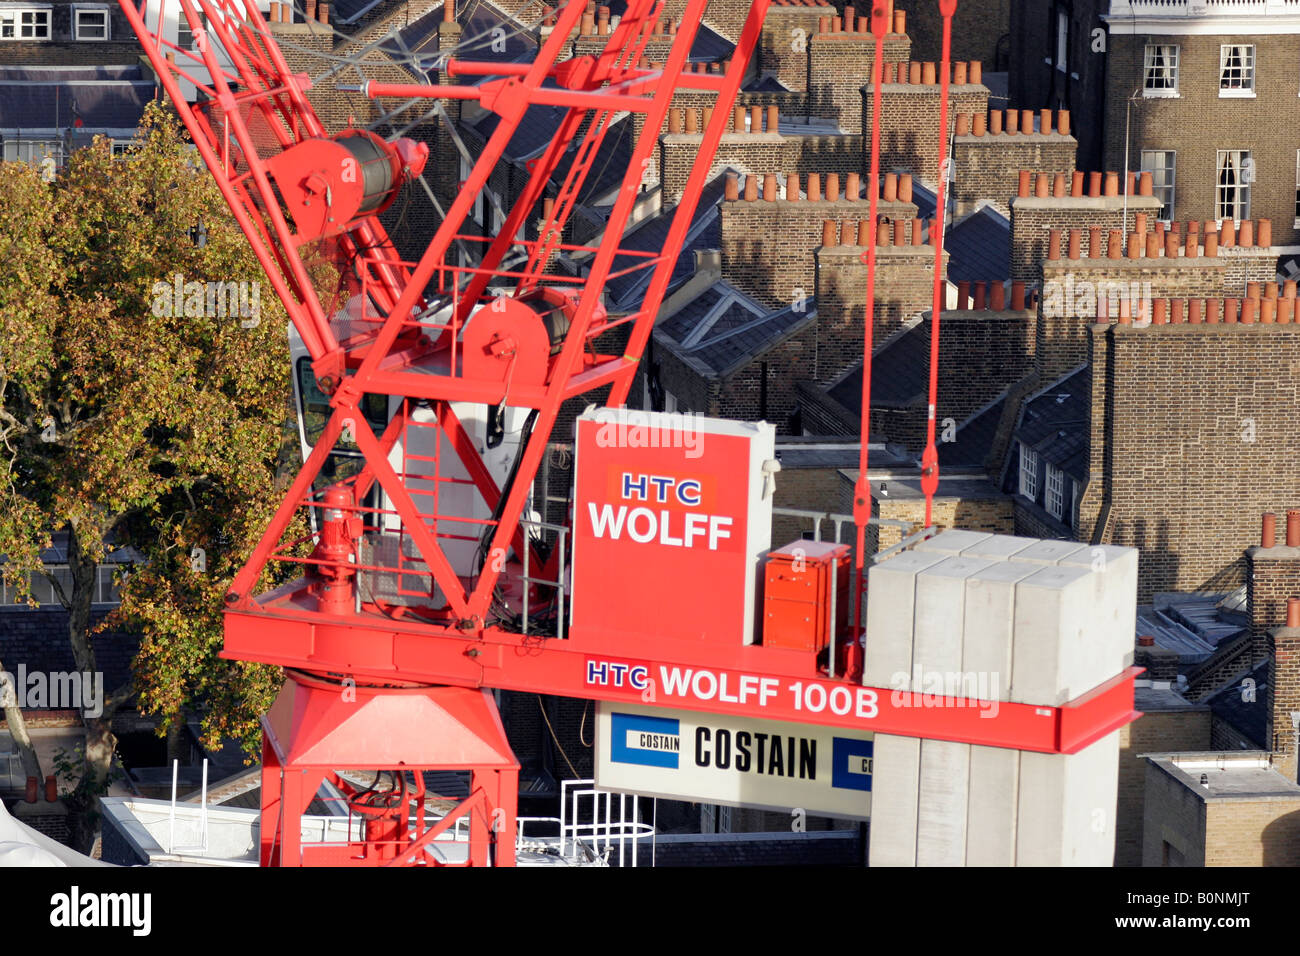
[1140,149,1176,222]
[1143,44,1179,97]
[1216,149,1252,224]
[176,10,194,49]
[2,137,63,165]
[1045,464,1066,521]
[1055,9,1068,74]
[1219,44,1255,97]
[0,6,51,40]
[1018,444,1039,502]
[74,5,110,40]
[1295,150,1299,228]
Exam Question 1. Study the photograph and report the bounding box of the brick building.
[1102,0,1300,249]
[1007,0,1108,172]
[1115,684,1211,868]
[895,0,1011,74]
[1142,750,1300,866]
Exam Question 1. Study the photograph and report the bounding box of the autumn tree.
[0,103,302,849]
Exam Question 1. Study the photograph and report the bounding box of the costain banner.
[569,407,775,647]
[595,701,873,820]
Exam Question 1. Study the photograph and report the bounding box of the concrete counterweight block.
[962,560,1040,689]
[867,734,921,866]
[911,556,995,692]
[864,533,1138,868]
[954,534,1037,561]
[966,744,1019,866]
[916,739,971,866]
[914,529,992,556]
[1057,544,1140,691]
[1011,564,1097,706]
[1017,732,1121,866]
[1007,539,1085,566]
[864,550,946,688]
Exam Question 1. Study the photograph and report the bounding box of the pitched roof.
[468,90,569,162]
[459,0,538,65]
[595,173,727,313]
[1136,592,1248,667]
[1206,661,1269,749]
[825,321,928,415]
[550,113,637,205]
[939,394,1006,469]
[944,204,1010,283]
[0,607,139,702]
[1014,366,1089,479]
[655,279,816,377]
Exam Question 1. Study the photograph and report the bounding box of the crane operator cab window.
[295,357,389,491]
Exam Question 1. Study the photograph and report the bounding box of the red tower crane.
[115,0,1140,866]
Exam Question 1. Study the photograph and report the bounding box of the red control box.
[762,540,852,653]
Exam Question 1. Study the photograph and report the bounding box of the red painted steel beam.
[223,603,1142,755]
[364,79,658,114]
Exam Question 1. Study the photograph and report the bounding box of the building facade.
[1102,0,1300,248]
[1007,0,1109,172]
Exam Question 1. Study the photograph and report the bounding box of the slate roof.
[459,0,538,65]
[332,0,382,22]
[380,0,550,74]
[1279,253,1300,284]
[551,114,636,205]
[1135,606,1217,665]
[468,91,569,162]
[1158,592,1249,646]
[0,66,154,132]
[595,173,727,313]
[745,74,791,93]
[1137,592,1249,666]
[909,180,938,221]
[1014,367,1089,479]
[1206,661,1269,749]
[379,11,442,69]
[688,24,734,61]
[774,439,913,471]
[939,394,1006,469]
[944,205,1010,283]
[655,284,816,377]
[825,322,927,415]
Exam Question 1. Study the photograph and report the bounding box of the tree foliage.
[0,102,304,803]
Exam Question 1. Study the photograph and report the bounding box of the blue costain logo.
[611,712,681,769]
[832,737,873,791]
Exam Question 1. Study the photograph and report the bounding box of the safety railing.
[558,778,654,867]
